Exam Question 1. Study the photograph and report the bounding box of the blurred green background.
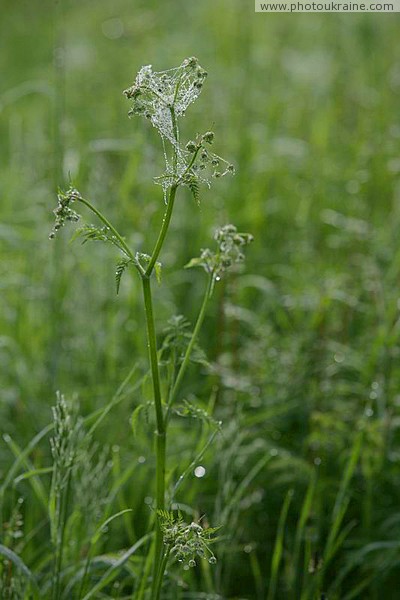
[2,0,400,597]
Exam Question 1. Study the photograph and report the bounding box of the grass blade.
[267,489,293,600]
[81,533,152,600]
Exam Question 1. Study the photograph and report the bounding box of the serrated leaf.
[115,258,133,294]
[174,399,221,430]
[71,224,109,245]
[70,224,129,258]
[188,177,200,205]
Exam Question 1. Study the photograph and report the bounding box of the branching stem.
[77,197,145,276]
[167,274,213,419]
[145,185,177,277]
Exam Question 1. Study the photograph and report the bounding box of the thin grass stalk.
[51,469,72,600]
[291,473,317,599]
[0,425,53,532]
[167,274,213,416]
[133,541,153,600]
[153,545,171,600]
[267,489,293,600]
[305,430,363,597]
[324,430,363,564]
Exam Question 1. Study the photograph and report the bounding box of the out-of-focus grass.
[1,0,400,597]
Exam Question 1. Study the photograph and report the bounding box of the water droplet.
[334,353,344,363]
[215,275,221,281]
[194,465,206,478]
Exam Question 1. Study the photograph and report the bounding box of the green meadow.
[1,1,400,598]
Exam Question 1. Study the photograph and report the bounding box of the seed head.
[158,510,219,570]
[186,140,197,153]
[186,224,253,282]
[182,56,199,68]
[49,186,82,239]
[202,131,214,144]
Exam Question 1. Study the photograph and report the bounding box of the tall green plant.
[50,57,252,598]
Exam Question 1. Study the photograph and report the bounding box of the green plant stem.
[78,197,144,276]
[51,469,72,600]
[141,275,166,598]
[153,545,171,600]
[143,84,180,597]
[142,277,164,434]
[167,274,213,415]
[145,185,177,277]
[170,108,179,174]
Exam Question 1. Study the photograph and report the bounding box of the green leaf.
[155,261,162,284]
[71,224,110,245]
[0,425,53,501]
[174,399,221,429]
[71,224,128,257]
[81,534,152,600]
[0,544,32,579]
[188,176,200,204]
[115,258,133,294]
[13,466,53,485]
[184,257,204,269]
[91,509,133,545]
[131,404,145,437]
[3,434,48,510]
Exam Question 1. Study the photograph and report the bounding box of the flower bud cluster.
[159,511,218,570]
[123,59,233,198]
[214,224,254,265]
[50,187,81,239]
[186,224,253,280]
[184,131,235,181]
